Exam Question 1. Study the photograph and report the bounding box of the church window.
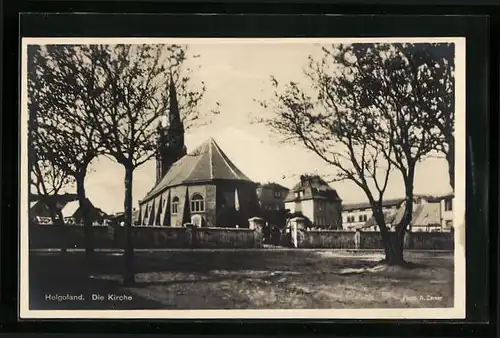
[172,197,179,214]
[191,194,205,212]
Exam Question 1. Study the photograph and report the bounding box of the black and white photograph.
[20,37,466,319]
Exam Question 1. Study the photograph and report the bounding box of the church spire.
[168,77,183,134]
[155,76,187,184]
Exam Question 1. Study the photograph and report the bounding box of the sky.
[49,42,453,214]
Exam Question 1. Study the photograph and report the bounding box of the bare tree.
[27,45,104,260]
[28,45,75,225]
[258,43,454,265]
[87,44,212,285]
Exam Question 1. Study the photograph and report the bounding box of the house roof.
[258,182,289,191]
[362,211,397,229]
[142,138,254,202]
[61,201,80,218]
[391,203,442,227]
[283,175,341,202]
[343,198,404,212]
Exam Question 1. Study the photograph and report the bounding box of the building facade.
[283,175,342,229]
[343,194,455,232]
[440,194,454,230]
[342,198,403,231]
[256,183,290,212]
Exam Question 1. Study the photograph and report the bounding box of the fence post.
[354,230,361,249]
[290,217,305,248]
[184,223,194,248]
[248,217,264,248]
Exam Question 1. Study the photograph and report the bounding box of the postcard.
[20,37,466,319]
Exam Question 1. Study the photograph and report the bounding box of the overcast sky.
[53,42,453,214]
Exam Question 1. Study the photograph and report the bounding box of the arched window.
[191,194,205,212]
[172,197,179,215]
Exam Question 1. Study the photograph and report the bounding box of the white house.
[342,198,403,231]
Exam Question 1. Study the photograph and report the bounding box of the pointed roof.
[142,138,254,202]
[61,200,80,218]
[167,77,183,133]
[283,174,341,202]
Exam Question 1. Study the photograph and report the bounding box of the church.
[138,80,260,228]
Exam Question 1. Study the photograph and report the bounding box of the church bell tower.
[155,78,187,184]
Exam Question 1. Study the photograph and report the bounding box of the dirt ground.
[29,249,454,310]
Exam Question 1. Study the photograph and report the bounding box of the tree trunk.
[122,166,135,286]
[46,200,59,225]
[373,208,405,265]
[446,136,455,191]
[384,167,416,266]
[76,174,94,262]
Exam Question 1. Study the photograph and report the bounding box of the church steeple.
[155,77,187,184]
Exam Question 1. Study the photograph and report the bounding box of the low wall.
[29,224,452,250]
[297,230,453,250]
[409,231,454,250]
[29,224,263,249]
[300,231,356,249]
[29,224,114,249]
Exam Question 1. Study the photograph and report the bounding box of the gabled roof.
[258,182,289,191]
[343,198,404,212]
[283,174,341,202]
[362,211,397,229]
[61,201,80,218]
[142,138,254,202]
[391,203,442,227]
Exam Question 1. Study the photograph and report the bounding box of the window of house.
[274,191,281,198]
[358,215,363,222]
[445,198,453,211]
[171,197,179,215]
[191,194,205,212]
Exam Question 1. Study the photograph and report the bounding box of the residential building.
[342,198,403,231]
[30,193,105,225]
[256,182,289,212]
[256,182,290,229]
[283,175,342,229]
[346,193,454,232]
[440,193,454,230]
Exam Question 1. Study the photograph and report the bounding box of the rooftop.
[284,174,341,202]
[142,138,254,202]
[343,198,404,212]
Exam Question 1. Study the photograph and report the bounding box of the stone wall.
[29,223,263,249]
[29,224,114,249]
[300,230,356,249]
[299,230,453,250]
[29,223,453,251]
